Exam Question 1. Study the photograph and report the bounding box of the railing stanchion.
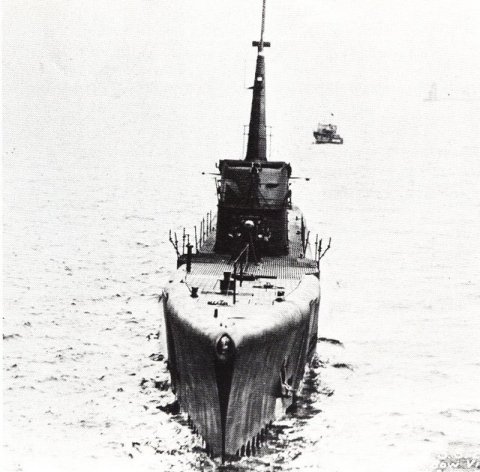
[233,263,237,304]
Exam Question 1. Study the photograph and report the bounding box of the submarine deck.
[188,207,317,276]
[179,207,319,307]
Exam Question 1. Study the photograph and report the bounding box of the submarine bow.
[163,272,320,458]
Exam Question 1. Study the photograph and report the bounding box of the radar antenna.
[259,0,266,50]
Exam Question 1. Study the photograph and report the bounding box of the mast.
[245,0,270,162]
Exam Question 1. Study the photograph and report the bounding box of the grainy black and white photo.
[3,0,480,471]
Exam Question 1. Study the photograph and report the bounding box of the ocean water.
[3,1,480,471]
[4,96,480,472]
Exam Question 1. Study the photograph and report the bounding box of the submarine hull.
[163,272,320,457]
[160,0,328,459]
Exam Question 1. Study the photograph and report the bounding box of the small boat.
[161,0,329,461]
[313,123,343,144]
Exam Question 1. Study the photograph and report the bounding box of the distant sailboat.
[424,82,438,101]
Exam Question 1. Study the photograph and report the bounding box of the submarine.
[161,0,329,460]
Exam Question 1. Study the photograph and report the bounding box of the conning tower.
[214,0,291,258]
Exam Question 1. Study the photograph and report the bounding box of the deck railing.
[168,210,216,270]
